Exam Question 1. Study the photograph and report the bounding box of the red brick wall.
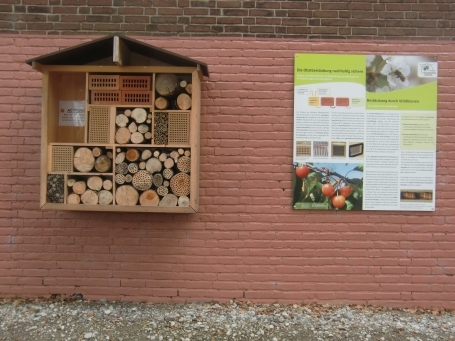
[0,34,454,309]
[0,1,454,40]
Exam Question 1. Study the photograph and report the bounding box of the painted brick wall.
[0,34,454,309]
[0,1,454,39]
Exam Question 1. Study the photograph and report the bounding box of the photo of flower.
[366,55,436,93]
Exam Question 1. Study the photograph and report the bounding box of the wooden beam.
[31,61,43,72]
[113,36,131,66]
[40,65,196,73]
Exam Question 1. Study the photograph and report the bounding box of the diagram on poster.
[293,54,437,211]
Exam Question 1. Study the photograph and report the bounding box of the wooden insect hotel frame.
[26,35,209,213]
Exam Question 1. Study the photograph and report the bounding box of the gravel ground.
[0,298,454,341]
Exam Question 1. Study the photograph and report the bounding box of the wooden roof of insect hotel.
[25,34,209,77]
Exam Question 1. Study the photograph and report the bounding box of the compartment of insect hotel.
[114,147,191,207]
[27,35,208,212]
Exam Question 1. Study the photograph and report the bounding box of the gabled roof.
[25,34,209,77]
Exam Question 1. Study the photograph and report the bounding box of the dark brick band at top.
[0,0,454,39]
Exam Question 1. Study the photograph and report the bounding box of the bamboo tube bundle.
[154,112,168,145]
[157,186,168,196]
[132,170,152,191]
[170,172,190,196]
[115,162,128,175]
[153,173,163,187]
[128,163,139,174]
[176,156,191,173]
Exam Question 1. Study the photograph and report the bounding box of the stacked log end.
[115,107,151,144]
[114,147,192,207]
[66,175,113,205]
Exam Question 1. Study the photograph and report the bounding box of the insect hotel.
[26,35,209,213]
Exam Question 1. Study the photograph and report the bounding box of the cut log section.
[103,179,113,190]
[159,153,168,162]
[128,121,137,133]
[81,189,98,205]
[98,190,113,205]
[67,193,81,205]
[115,185,139,206]
[116,114,129,127]
[67,178,76,187]
[137,124,149,134]
[141,149,152,160]
[131,132,144,144]
[146,157,162,173]
[131,108,147,123]
[185,83,192,94]
[106,151,113,159]
[155,96,168,110]
[92,147,102,157]
[74,147,95,172]
[125,174,133,183]
[170,150,180,161]
[164,158,174,169]
[139,190,159,206]
[175,93,191,110]
[124,109,132,117]
[178,195,190,207]
[155,73,179,97]
[170,172,191,196]
[72,181,87,195]
[115,127,131,144]
[125,148,140,162]
[95,155,112,173]
[180,80,187,88]
[115,152,125,164]
[87,176,103,191]
[159,194,178,207]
